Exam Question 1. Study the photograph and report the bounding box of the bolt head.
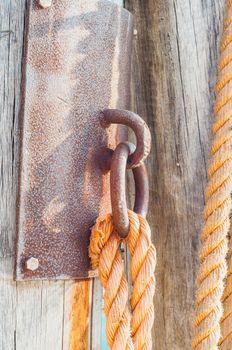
[25,257,39,271]
[39,0,52,8]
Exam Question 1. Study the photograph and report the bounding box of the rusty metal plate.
[15,0,133,280]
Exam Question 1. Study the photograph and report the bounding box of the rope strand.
[89,210,156,350]
[126,212,156,350]
[193,1,232,349]
[219,227,232,349]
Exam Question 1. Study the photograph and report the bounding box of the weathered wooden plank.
[4,0,225,349]
[90,279,103,350]
[0,1,25,349]
[110,0,123,5]
[0,0,122,349]
[67,281,92,350]
[125,0,224,349]
[15,281,65,349]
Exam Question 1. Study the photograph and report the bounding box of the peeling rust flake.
[15,0,133,280]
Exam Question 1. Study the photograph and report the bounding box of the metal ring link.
[100,109,151,169]
[110,142,149,238]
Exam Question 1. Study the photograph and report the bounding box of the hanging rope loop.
[89,111,155,349]
[89,210,156,350]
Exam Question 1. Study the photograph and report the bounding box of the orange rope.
[89,210,156,350]
[218,4,232,349]
[193,1,232,349]
[219,230,232,349]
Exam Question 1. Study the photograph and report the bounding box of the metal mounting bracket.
[15,0,133,281]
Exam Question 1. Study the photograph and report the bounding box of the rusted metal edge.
[110,142,149,238]
[101,109,151,168]
[15,0,133,281]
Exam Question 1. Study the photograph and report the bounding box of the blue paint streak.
[101,312,110,349]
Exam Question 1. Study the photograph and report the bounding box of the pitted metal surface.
[16,0,133,280]
[110,142,149,238]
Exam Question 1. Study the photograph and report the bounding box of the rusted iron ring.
[101,109,151,169]
[111,142,149,238]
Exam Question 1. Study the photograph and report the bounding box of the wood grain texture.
[125,0,224,349]
[1,0,225,349]
[0,0,121,349]
[68,281,92,350]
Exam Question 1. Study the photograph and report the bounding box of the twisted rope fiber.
[193,1,232,349]
[89,210,156,350]
[219,228,232,349]
[218,4,232,349]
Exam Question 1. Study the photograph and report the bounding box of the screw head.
[25,257,39,271]
[39,0,52,8]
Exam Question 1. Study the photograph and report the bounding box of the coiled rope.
[193,1,232,349]
[89,210,156,350]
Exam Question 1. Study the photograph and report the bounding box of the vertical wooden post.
[125,0,224,348]
[0,1,121,349]
[0,0,226,349]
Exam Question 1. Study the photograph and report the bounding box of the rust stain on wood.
[69,281,92,350]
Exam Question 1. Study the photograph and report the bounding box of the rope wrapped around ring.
[89,138,156,349]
